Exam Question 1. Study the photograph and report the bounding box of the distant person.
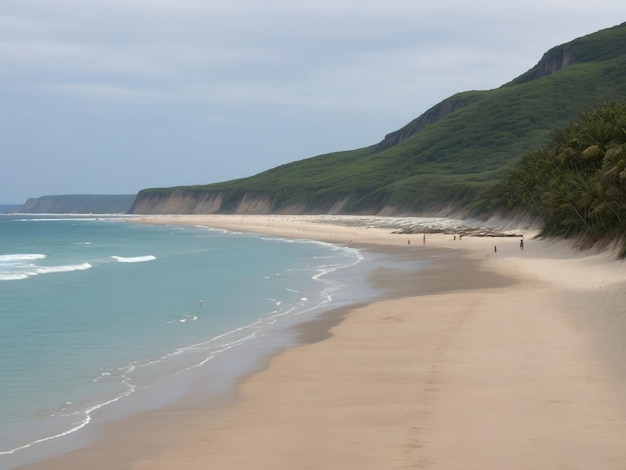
[520,239,524,251]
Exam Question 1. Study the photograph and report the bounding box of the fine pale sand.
[19,215,626,469]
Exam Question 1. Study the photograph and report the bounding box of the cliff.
[129,189,356,215]
[505,21,626,86]
[374,92,485,152]
[0,204,22,214]
[20,195,136,214]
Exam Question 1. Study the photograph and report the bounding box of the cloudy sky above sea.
[1,1,625,203]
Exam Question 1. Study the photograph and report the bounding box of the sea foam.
[0,254,91,281]
[34,263,92,274]
[0,254,47,263]
[111,255,156,263]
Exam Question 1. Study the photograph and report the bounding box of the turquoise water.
[0,215,367,467]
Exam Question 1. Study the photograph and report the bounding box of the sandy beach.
[18,215,626,469]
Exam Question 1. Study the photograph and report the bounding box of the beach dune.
[19,215,626,469]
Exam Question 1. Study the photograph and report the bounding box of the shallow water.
[0,215,375,468]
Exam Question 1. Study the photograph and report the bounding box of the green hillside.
[132,22,626,215]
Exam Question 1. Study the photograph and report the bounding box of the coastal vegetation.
[132,22,626,216]
[482,102,626,257]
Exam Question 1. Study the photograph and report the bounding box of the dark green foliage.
[483,102,626,256]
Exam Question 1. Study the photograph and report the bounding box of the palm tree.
[488,101,626,256]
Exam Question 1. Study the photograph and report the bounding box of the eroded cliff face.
[374,93,484,152]
[503,40,586,87]
[531,46,576,80]
[130,189,392,215]
[129,189,277,214]
[130,190,226,214]
[128,188,451,216]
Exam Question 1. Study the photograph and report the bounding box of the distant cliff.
[0,204,22,214]
[20,195,136,214]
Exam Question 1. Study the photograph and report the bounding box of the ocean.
[0,215,378,468]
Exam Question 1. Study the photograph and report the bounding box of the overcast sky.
[1,1,624,203]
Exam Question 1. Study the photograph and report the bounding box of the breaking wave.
[111,255,157,263]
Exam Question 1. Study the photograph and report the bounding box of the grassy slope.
[140,23,626,214]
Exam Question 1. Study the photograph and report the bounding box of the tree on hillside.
[484,102,626,256]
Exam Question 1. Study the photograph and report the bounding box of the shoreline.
[17,215,626,469]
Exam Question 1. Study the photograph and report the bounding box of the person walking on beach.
[520,239,524,251]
